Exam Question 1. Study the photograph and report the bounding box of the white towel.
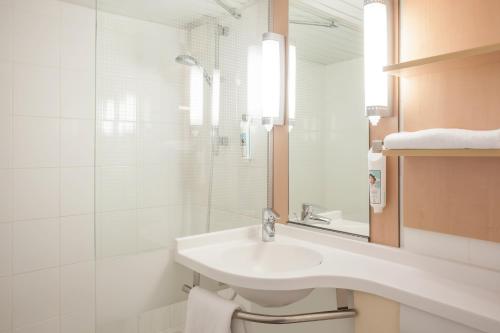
[384,128,500,149]
[184,287,247,333]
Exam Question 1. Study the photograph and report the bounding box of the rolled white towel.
[185,286,247,333]
[384,128,500,150]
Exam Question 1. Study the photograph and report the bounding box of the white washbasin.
[175,225,500,332]
[221,243,322,306]
[221,243,322,273]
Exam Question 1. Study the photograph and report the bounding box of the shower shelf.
[382,148,500,157]
[383,42,500,77]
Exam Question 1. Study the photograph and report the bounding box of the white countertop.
[175,224,500,333]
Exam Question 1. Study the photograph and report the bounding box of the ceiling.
[62,0,363,65]
[62,0,256,28]
[290,0,363,65]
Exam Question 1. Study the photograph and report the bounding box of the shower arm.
[289,19,337,28]
[214,0,242,19]
[202,69,213,86]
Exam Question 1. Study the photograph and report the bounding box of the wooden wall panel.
[369,0,400,247]
[270,0,289,221]
[401,0,500,242]
[400,0,500,61]
[405,158,500,241]
[354,292,400,333]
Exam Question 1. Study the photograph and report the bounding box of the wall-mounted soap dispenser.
[368,140,386,213]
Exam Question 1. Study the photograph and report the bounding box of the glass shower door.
[94,1,269,332]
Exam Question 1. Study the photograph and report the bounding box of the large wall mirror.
[288,0,369,238]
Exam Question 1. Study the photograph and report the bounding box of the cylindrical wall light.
[364,0,392,126]
[261,32,285,131]
[247,45,262,120]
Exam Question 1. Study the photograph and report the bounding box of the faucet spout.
[262,208,280,242]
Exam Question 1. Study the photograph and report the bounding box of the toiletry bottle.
[368,144,386,213]
[240,114,251,159]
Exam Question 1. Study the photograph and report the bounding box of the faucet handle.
[262,208,280,223]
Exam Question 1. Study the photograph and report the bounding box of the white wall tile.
[13,0,59,14]
[96,167,137,212]
[61,119,94,167]
[12,268,59,328]
[0,276,11,332]
[0,115,12,169]
[137,207,170,251]
[400,305,483,333]
[0,223,12,276]
[61,262,95,315]
[61,2,95,70]
[403,227,470,263]
[96,121,137,167]
[469,239,500,271]
[95,249,173,325]
[13,317,59,333]
[13,2,59,66]
[14,168,59,221]
[61,69,95,119]
[13,116,59,168]
[138,121,170,165]
[13,65,59,117]
[0,62,12,115]
[403,227,500,272]
[96,210,137,258]
[61,167,94,216]
[137,166,169,208]
[12,218,59,274]
[61,214,94,265]
[0,169,13,223]
[61,310,95,333]
[0,3,12,62]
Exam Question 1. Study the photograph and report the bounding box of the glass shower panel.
[94,1,269,332]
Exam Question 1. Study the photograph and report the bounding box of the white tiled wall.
[1,0,271,332]
[0,1,96,332]
[400,305,483,333]
[403,227,500,272]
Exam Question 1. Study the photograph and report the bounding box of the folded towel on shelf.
[184,286,247,333]
[384,128,500,149]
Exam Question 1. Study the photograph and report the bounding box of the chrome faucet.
[301,204,331,224]
[262,208,280,242]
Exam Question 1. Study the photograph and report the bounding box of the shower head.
[175,54,212,86]
[175,54,199,67]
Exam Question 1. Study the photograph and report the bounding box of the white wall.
[0,1,96,332]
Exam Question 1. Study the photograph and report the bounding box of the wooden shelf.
[382,148,500,157]
[383,43,500,77]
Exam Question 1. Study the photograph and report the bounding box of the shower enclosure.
[94,0,269,332]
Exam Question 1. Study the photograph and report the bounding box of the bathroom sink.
[221,243,323,307]
[221,243,322,274]
[176,225,500,332]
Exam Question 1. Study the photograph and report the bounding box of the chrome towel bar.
[182,284,357,324]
